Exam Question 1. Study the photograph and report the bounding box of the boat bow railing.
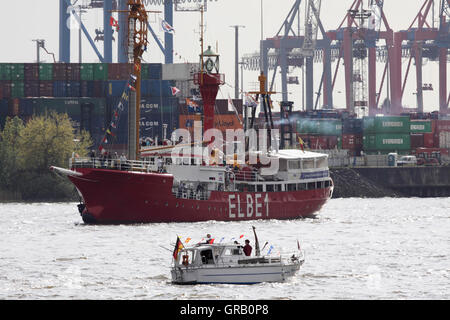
[70,157,159,173]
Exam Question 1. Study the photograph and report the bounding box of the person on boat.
[243,239,252,256]
[205,234,213,244]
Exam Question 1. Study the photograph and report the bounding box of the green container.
[363,116,410,134]
[410,120,432,133]
[80,63,94,80]
[93,63,108,80]
[11,81,24,98]
[297,118,342,136]
[363,134,411,151]
[0,63,12,80]
[35,98,106,119]
[10,64,24,81]
[39,64,53,80]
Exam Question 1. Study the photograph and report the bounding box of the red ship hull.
[68,168,333,224]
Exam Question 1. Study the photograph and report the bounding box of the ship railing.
[231,170,260,182]
[70,157,156,172]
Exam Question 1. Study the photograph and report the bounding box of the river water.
[0,198,449,300]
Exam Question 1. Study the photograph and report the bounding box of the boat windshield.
[200,249,215,265]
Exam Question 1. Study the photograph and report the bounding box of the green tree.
[0,112,93,201]
[0,116,25,193]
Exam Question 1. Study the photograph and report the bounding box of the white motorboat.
[170,228,305,285]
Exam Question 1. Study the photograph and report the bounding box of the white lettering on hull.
[228,194,269,219]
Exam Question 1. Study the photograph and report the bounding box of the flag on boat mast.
[173,236,184,260]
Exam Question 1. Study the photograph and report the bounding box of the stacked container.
[410,120,434,149]
[362,116,411,154]
[342,118,363,156]
[296,118,342,150]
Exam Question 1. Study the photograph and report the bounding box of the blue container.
[80,81,94,97]
[106,80,128,97]
[53,81,67,97]
[148,63,162,80]
[0,98,8,116]
[66,81,81,97]
[141,80,173,97]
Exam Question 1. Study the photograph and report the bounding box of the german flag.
[172,237,184,260]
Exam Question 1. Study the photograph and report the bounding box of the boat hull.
[68,168,333,224]
[171,263,301,285]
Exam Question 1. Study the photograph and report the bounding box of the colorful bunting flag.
[171,86,181,96]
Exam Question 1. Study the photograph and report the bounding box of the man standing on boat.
[243,240,252,256]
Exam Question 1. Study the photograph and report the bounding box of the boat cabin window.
[307,182,316,190]
[256,184,263,192]
[288,160,300,170]
[297,183,307,190]
[287,183,296,191]
[179,250,195,266]
[266,184,274,192]
[247,185,255,192]
[303,159,315,169]
[223,247,243,256]
[200,249,215,265]
[316,157,328,168]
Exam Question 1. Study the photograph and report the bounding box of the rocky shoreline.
[330,168,404,198]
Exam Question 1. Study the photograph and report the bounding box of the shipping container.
[66,81,81,97]
[24,80,40,97]
[92,80,105,98]
[0,63,12,80]
[410,134,424,149]
[80,81,93,97]
[8,98,20,116]
[93,63,108,80]
[106,80,128,97]
[363,133,411,151]
[140,97,179,114]
[53,81,67,97]
[10,64,24,81]
[108,63,132,80]
[435,120,450,134]
[343,118,363,134]
[147,63,163,80]
[296,118,342,136]
[24,63,40,81]
[0,98,8,116]
[342,134,363,150]
[423,133,435,148]
[141,79,173,97]
[39,64,53,81]
[66,63,81,81]
[35,98,106,121]
[162,63,199,81]
[39,81,53,97]
[439,131,450,149]
[0,81,12,98]
[410,120,432,133]
[53,64,67,80]
[363,116,411,134]
[80,63,94,80]
[19,98,40,116]
[11,81,24,98]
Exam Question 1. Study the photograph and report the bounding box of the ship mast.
[115,1,158,160]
